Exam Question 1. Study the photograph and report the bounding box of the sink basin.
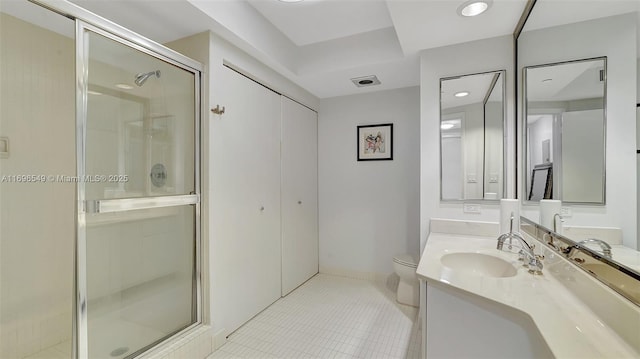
[441,253,518,278]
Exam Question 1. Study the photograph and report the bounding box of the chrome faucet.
[497,214,544,274]
[553,213,563,233]
[497,232,544,273]
[564,238,612,259]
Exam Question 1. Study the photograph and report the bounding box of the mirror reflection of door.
[440,70,506,201]
[441,113,464,199]
[483,73,504,199]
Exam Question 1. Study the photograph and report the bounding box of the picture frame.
[357,123,393,161]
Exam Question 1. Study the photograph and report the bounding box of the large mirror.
[517,0,640,296]
[440,70,506,201]
[524,57,606,204]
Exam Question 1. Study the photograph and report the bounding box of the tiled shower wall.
[0,12,76,358]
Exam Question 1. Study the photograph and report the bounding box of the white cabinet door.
[281,97,319,295]
[212,67,282,334]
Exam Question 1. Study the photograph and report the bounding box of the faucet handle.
[527,267,544,275]
[526,257,544,274]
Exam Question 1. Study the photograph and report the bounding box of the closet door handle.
[297,200,302,205]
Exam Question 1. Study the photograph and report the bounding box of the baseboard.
[212,329,228,351]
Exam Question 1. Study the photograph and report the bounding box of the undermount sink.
[441,252,518,278]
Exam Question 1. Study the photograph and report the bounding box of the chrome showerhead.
[134,70,161,87]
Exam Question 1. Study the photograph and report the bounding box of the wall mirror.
[517,0,640,304]
[524,57,606,204]
[440,70,506,201]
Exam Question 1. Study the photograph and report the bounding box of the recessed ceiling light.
[458,0,492,17]
[441,123,455,130]
[115,83,133,90]
[454,91,470,97]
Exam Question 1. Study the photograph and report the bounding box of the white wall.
[420,35,515,247]
[318,87,420,278]
[518,13,637,248]
[0,13,75,358]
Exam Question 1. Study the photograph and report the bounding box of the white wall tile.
[1,11,75,359]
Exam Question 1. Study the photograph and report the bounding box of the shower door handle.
[86,194,199,214]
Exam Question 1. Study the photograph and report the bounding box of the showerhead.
[134,70,161,87]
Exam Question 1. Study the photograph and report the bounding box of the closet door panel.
[212,67,282,334]
[281,97,319,295]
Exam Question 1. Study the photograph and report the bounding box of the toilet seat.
[393,254,417,268]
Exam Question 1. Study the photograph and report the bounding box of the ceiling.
[526,60,605,102]
[521,0,640,57]
[522,0,639,32]
[43,0,527,99]
[441,72,498,110]
[246,0,394,46]
[4,0,639,100]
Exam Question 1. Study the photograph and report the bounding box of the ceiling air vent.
[351,75,381,88]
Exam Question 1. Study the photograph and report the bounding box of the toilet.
[393,254,419,307]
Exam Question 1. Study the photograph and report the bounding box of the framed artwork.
[357,123,393,161]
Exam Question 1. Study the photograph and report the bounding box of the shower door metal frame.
[76,21,202,359]
[28,1,204,358]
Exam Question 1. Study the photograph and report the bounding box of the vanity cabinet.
[212,66,319,334]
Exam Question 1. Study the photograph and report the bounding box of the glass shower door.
[78,24,200,359]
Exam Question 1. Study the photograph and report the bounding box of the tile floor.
[208,274,421,359]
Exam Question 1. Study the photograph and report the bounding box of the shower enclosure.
[0,1,202,358]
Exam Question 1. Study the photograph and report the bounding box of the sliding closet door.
[281,97,318,296]
[212,67,282,334]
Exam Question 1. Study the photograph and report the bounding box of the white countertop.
[418,231,640,358]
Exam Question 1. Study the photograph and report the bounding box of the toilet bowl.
[393,254,419,307]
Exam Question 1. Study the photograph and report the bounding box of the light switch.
[466,174,477,183]
[560,207,572,218]
[463,203,481,214]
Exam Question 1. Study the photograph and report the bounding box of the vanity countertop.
[418,230,640,358]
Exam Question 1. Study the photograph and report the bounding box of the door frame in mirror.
[439,69,507,202]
